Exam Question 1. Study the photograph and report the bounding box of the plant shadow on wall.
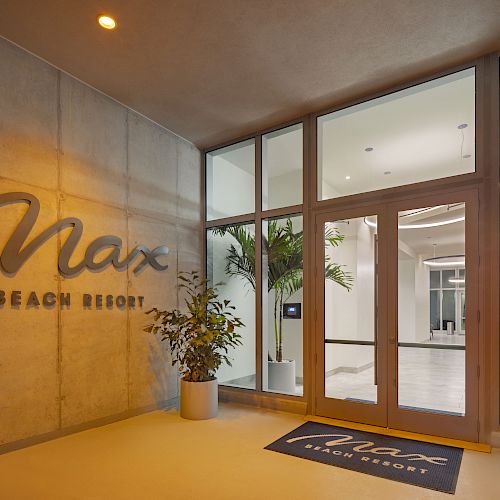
[212,219,353,393]
[145,271,243,420]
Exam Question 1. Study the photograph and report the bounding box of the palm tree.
[212,219,352,362]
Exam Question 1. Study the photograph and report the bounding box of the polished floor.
[326,333,465,414]
[0,404,498,499]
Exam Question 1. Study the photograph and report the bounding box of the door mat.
[265,421,463,494]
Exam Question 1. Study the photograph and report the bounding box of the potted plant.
[145,271,243,420]
[213,219,352,394]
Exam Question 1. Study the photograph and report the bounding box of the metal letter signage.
[0,192,169,278]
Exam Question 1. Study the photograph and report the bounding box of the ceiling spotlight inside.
[457,123,468,129]
[384,171,391,175]
[345,175,351,180]
[98,15,117,30]
[364,147,374,152]
[463,154,471,159]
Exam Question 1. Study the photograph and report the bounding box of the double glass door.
[314,191,479,442]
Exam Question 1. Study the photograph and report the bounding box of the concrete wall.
[0,38,201,451]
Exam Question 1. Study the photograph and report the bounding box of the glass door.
[314,206,388,427]
[314,191,479,441]
[388,192,479,442]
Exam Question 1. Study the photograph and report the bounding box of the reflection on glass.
[325,344,377,403]
[323,216,377,404]
[207,224,256,389]
[442,270,455,288]
[262,124,303,211]
[398,203,466,414]
[206,139,255,220]
[262,215,303,396]
[318,68,475,200]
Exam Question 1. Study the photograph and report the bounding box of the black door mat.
[265,421,463,494]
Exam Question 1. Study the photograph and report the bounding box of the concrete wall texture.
[0,37,201,451]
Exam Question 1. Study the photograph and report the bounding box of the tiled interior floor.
[0,404,498,500]
[326,334,466,415]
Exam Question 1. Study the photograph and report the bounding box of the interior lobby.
[1,2,500,499]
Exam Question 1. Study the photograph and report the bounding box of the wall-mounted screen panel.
[206,139,255,220]
[318,68,475,200]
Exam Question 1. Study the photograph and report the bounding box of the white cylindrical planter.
[268,359,296,394]
[180,378,218,420]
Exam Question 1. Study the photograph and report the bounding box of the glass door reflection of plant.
[212,220,352,363]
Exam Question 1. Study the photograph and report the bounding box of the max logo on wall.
[0,192,169,278]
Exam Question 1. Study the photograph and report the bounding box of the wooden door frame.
[386,188,480,442]
[313,204,389,427]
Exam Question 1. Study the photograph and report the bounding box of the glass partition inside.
[318,68,475,200]
[206,139,255,220]
[207,224,256,389]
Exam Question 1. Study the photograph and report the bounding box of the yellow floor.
[0,403,499,500]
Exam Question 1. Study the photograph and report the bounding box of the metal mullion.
[205,212,256,229]
[324,339,375,346]
[398,343,465,350]
[255,136,263,392]
[259,204,303,220]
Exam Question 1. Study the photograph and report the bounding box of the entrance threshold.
[306,415,491,453]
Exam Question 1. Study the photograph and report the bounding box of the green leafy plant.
[213,219,352,363]
[144,271,244,382]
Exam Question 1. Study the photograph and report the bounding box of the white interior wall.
[209,230,256,384]
[207,155,255,220]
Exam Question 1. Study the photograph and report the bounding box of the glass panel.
[430,270,441,289]
[262,124,303,210]
[325,216,376,341]
[398,347,465,416]
[206,223,256,389]
[460,291,466,332]
[459,268,466,286]
[206,139,255,220]
[318,68,475,200]
[430,290,440,331]
[323,216,377,404]
[262,215,303,396]
[398,203,466,414]
[325,344,377,403]
[442,270,456,288]
[442,290,456,332]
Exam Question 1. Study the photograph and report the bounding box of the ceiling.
[0,1,499,148]
[319,68,475,197]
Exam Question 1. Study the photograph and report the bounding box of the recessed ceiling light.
[345,175,351,180]
[364,147,374,152]
[463,154,471,159]
[457,123,468,129]
[384,171,391,175]
[98,15,117,30]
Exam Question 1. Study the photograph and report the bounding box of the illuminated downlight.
[98,15,117,30]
